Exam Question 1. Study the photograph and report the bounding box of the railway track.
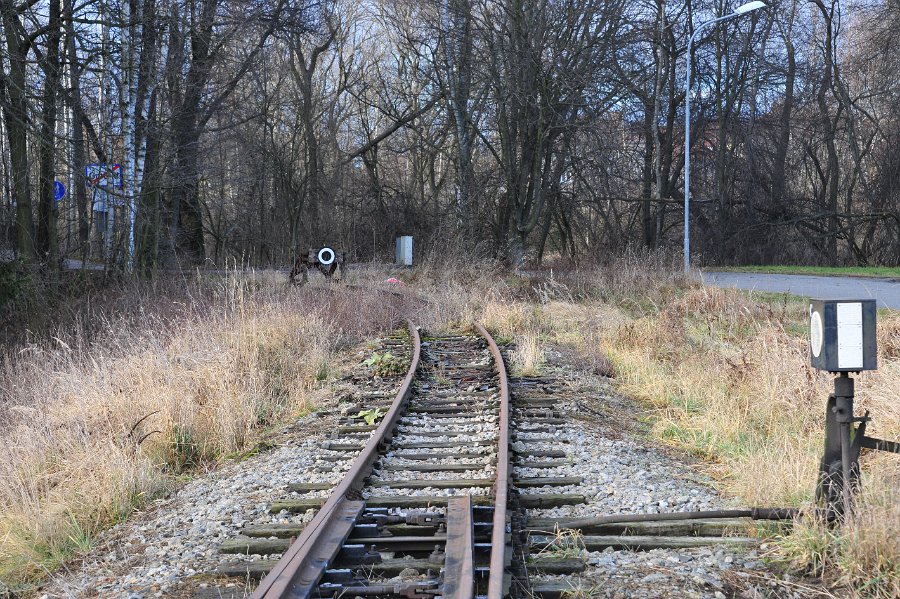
[23,283,811,598]
[211,323,585,597]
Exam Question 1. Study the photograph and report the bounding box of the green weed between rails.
[363,351,407,377]
[434,372,452,387]
[355,407,387,426]
[528,526,587,561]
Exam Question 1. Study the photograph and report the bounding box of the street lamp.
[683,1,766,273]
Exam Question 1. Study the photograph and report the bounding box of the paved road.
[700,271,900,310]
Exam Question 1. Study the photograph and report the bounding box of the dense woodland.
[0,0,898,273]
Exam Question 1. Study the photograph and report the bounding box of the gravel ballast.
[514,349,826,599]
[39,418,342,598]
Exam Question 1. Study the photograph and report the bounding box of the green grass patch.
[712,265,900,278]
[742,289,809,307]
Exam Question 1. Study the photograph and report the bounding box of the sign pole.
[816,373,860,521]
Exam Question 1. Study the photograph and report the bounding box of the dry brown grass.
[594,284,900,597]
[510,332,545,376]
[2,257,897,596]
[835,479,900,596]
[0,270,417,590]
[772,480,900,597]
[435,259,898,597]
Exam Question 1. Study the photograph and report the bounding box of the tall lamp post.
[683,1,766,273]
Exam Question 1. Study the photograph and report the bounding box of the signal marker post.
[809,299,899,521]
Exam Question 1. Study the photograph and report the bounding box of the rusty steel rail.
[251,321,421,598]
[475,323,511,599]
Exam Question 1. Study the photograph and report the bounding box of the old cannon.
[289,247,346,286]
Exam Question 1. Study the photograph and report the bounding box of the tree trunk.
[135,90,161,273]
[164,0,219,265]
[813,0,840,264]
[1,1,34,260]
[441,0,475,241]
[170,124,205,264]
[290,25,335,247]
[641,104,655,248]
[63,0,90,258]
[772,29,794,207]
[646,0,668,248]
[37,0,63,266]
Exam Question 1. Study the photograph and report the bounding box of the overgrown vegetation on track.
[1,255,897,597]
[478,261,899,598]
[0,271,418,591]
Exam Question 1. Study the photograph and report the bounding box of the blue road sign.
[54,181,66,201]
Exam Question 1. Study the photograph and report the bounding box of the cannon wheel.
[290,249,345,286]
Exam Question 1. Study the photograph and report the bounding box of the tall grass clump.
[598,283,899,596]
[552,250,693,308]
[510,332,545,376]
[0,270,412,589]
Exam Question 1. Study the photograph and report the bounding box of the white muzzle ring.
[318,247,336,266]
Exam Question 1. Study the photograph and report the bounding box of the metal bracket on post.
[816,373,898,522]
[816,374,861,521]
